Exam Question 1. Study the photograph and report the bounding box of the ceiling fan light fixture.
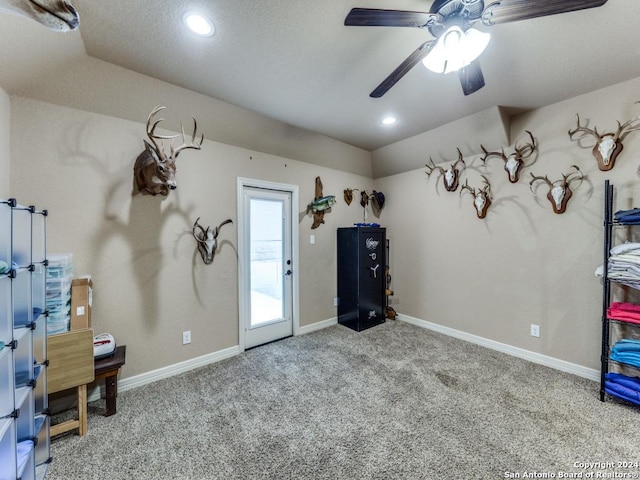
[422,26,490,74]
[183,11,215,37]
[381,115,398,126]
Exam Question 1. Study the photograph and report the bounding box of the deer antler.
[614,116,640,141]
[528,173,553,191]
[480,145,507,164]
[568,114,600,141]
[452,148,466,170]
[425,158,445,177]
[515,130,536,158]
[192,217,210,246]
[145,105,178,162]
[459,179,476,197]
[171,117,204,158]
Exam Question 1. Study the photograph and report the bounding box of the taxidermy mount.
[307,177,335,229]
[192,218,233,264]
[0,0,79,31]
[133,105,203,196]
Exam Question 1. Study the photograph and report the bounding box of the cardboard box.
[70,277,92,330]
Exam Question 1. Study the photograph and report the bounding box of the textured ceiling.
[4,1,640,153]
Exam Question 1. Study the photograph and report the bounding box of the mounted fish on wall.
[133,106,203,196]
[0,0,79,31]
[307,177,335,229]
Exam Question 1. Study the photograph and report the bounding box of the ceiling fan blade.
[458,60,485,96]
[345,8,435,27]
[483,0,608,25]
[370,41,435,98]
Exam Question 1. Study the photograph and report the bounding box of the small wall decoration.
[0,0,79,31]
[529,165,583,214]
[425,149,466,192]
[133,105,203,196]
[307,176,335,229]
[343,188,359,205]
[192,217,233,264]
[460,175,492,219]
[568,111,640,171]
[480,131,536,183]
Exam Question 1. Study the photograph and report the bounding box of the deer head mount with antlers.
[192,217,233,264]
[481,131,536,183]
[568,111,640,171]
[529,165,584,215]
[133,106,203,196]
[0,0,79,31]
[425,149,466,192]
[460,175,492,219]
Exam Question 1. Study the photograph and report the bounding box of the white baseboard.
[87,345,241,403]
[298,316,337,335]
[91,314,596,404]
[398,313,599,382]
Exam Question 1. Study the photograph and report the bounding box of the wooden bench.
[93,345,126,417]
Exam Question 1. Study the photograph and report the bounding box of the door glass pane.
[250,198,284,326]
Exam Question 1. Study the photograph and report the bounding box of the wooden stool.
[48,329,94,437]
[93,345,126,416]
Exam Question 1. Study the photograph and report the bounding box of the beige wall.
[376,75,640,370]
[10,97,375,378]
[8,63,640,380]
[0,87,9,198]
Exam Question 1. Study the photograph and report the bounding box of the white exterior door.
[237,179,298,349]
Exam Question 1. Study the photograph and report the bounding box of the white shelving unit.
[0,198,51,480]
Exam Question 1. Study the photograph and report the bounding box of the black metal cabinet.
[337,227,386,331]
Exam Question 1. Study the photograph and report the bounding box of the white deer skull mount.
[529,165,584,214]
[480,131,536,183]
[425,148,466,192]
[568,111,640,171]
[133,106,203,196]
[0,0,79,31]
[460,175,492,219]
[192,218,233,264]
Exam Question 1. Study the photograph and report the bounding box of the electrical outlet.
[530,324,540,338]
[333,297,339,307]
[310,235,316,245]
[182,330,191,345]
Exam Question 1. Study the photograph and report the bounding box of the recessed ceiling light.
[183,11,214,37]
[381,116,398,126]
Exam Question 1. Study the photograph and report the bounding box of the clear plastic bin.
[47,314,70,335]
[0,419,17,480]
[45,275,71,299]
[46,253,72,278]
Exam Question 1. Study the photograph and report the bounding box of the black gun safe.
[337,226,386,331]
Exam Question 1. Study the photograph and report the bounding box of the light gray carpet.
[46,321,640,480]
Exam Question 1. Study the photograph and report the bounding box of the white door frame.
[237,177,299,351]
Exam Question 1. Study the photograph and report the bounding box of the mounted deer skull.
[192,217,233,264]
[0,0,79,31]
[480,131,536,183]
[529,165,583,214]
[568,112,640,171]
[425,149,466,192]
[133,106,203,196]
[460,175,492,219]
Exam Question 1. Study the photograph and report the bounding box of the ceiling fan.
[344,0,608,97]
